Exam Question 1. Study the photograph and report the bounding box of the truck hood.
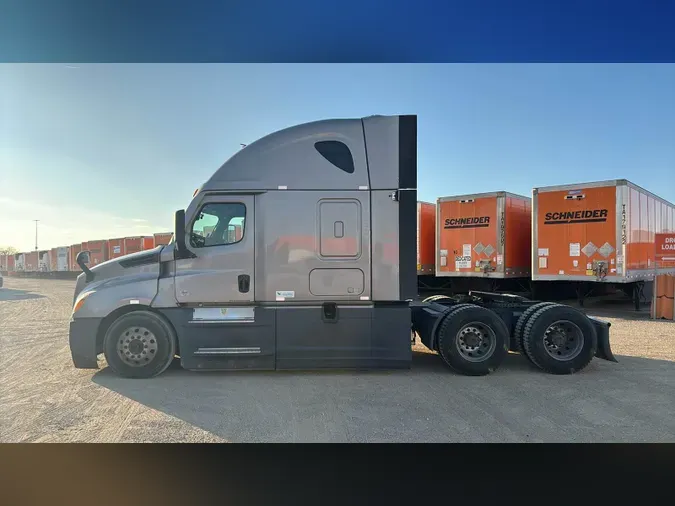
[73,246,164,302]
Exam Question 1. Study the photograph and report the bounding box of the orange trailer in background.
[142,236,154,250]
[70,244,82,271]
[50,247,70,271]
[153,232,173,247]
[108,238,126,259]
[24,251,39,271]
[532,179,675,308]
[38,250,50,271]
[436,192,531,280]
[50,248,59,271]
[417,202,436,275]
[81,240,108,266]
[123,236,146,255]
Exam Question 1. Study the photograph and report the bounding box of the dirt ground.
[1,277,674,442]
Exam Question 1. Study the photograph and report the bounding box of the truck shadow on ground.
[0,288,47,302]
[91,350,675,442]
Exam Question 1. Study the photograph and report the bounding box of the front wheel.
[103,310,177,379]
[436,305,509,376]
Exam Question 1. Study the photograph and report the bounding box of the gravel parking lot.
[1,277,674,443]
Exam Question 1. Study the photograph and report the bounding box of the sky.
[1,63,674,252]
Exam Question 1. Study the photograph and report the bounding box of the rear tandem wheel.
[436,305,509,376]
[513,302,560,357]
[521,304,598,375]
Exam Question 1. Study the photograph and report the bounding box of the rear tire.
[513,302,559,356]
[103,310,176,379]
[521,305,597,374]
[436,305,509,376]
[432,303,475,352]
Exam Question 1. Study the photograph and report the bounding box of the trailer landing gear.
[633,281,645,312]
[576,282,596,308]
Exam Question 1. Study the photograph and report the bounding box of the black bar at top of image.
[1,0,674,62]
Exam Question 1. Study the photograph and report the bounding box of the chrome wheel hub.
[543,320,584,361]
[117,326,158,367]
[455,323,497,363]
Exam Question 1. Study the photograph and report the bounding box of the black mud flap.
[588,316,618,362]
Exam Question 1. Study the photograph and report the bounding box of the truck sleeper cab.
[68,114,616,379]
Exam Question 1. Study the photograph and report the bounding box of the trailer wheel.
[513,302,559,356]
[423,294,452,303]
[436,305,509,376]
[103,310,177,379]
[521,305,598,375]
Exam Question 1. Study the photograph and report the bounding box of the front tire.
[436,305,509,376]
[103,310,177,379]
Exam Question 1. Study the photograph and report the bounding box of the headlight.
[72,290,94,315]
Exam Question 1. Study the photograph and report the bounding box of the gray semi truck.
[69,114,616,379]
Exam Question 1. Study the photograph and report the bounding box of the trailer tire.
[103,310,177,379]
[437,305,509,376]
[521,305,597,375]
[513,302,559,356]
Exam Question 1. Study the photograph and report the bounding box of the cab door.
[175,195,254,304]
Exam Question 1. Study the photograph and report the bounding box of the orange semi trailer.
[435,192,531,292]
[532,179,675,308]
[416,201,435,276]
[70,243,82,271]
[81,240,109,266]
[153,232,174,248]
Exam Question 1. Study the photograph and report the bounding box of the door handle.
[238,274,250,293]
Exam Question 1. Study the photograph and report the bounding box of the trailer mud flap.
[588,317,618,362]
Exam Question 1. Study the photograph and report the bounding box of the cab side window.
[190,203,246,248]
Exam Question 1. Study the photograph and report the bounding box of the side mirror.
[76,250,95,282]
[174,209,192,259]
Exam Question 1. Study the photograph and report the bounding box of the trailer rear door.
[437,196,498,274]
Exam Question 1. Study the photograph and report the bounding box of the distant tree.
[0,246,19,255]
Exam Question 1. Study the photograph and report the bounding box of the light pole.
[34,220,39,251]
